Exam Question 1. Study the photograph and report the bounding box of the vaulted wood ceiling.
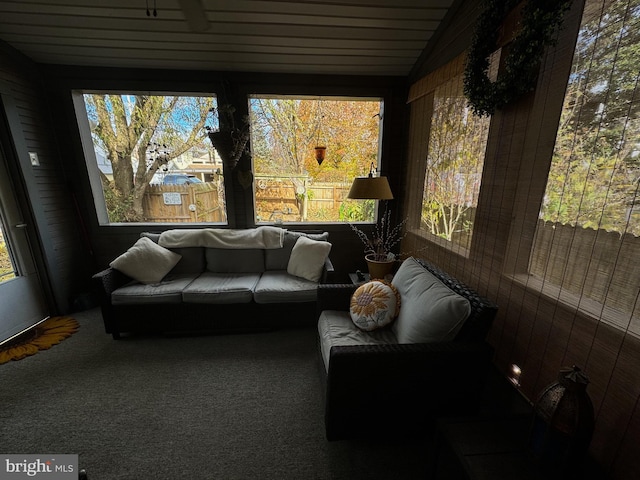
[0,0,457,76]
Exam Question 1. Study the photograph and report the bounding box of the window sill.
[508,273,640,339]
[406,228,470,259]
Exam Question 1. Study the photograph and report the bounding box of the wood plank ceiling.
[0,0,456,76]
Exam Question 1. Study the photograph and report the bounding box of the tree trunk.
[111,151,135,197]
[131,188,145,221]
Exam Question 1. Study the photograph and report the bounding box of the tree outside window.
[421,76,491,252]
[539,0,640,235]
[249,96,383,224]
[531,0,640,325]
[79,93,383,226]
[81,93,222,224]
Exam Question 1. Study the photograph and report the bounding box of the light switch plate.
[28,152,40,166]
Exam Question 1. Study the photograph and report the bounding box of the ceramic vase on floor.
[529,365,595,477]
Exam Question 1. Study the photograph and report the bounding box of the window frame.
[247,94,386,226]
[73,90,226,227]
[405,53,494,259]
[523,0,640,336]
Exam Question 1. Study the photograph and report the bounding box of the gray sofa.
[93,227,333,339]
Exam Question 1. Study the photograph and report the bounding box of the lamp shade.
[347,176,394,200]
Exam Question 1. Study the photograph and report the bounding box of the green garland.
[463,0,574,117]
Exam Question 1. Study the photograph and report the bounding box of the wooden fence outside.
[254,176,351,222]
[143,178,351,224]
[143,183,225,223]
[530,220,640,319]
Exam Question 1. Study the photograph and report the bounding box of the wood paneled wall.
[404,1,639,478]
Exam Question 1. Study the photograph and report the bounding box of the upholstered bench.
[316,257,498,440]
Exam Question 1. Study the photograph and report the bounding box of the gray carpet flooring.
[0,308,431,479]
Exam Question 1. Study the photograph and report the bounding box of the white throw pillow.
[391,257,471,343]
[287,235,332,282]
[349,280,400,331]
[109,236,182,284]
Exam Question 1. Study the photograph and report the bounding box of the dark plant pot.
[365,253,395,280]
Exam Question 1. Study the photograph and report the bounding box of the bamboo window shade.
[400,0,640,477]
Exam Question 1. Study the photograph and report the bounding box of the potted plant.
[349,207,408,279]
[206,104,250,170]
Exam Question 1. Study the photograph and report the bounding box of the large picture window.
[248,96,383,224]
[531,0,640,334]
[78,93,225,225]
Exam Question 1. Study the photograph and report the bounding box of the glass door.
[0,215,16,283]
[0,121,48,343]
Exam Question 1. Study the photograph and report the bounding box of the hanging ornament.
[315,146,326,165]
[314,99,326,166]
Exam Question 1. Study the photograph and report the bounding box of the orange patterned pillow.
[349,280,401,331]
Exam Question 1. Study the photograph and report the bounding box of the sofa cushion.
[349,280,400,331]
[265,231,329,270]
[182,272,260,304]
[391,257,471,343]
[287,235,332,282]
[109,236,182,284]
[206,248,265,273]
[140,232,206,275]
[167,247,206,274]
[253,271,319,304]
[111,274,197,305]
[318,310,398,372]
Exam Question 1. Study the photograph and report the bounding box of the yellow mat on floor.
[0,316,79,365]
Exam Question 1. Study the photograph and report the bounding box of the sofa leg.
[111,331,121,340]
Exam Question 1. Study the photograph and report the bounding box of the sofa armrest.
[317,283,357,315]
[324,340,494,440]
[92,267,133,339]
[319,256,335,284]
[92,267,132,295]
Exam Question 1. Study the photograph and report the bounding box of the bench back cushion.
[206,248,265,273]
[141,232,205,274]
[391,257,471,343]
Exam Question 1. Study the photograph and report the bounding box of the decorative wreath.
[463,0,574,117]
